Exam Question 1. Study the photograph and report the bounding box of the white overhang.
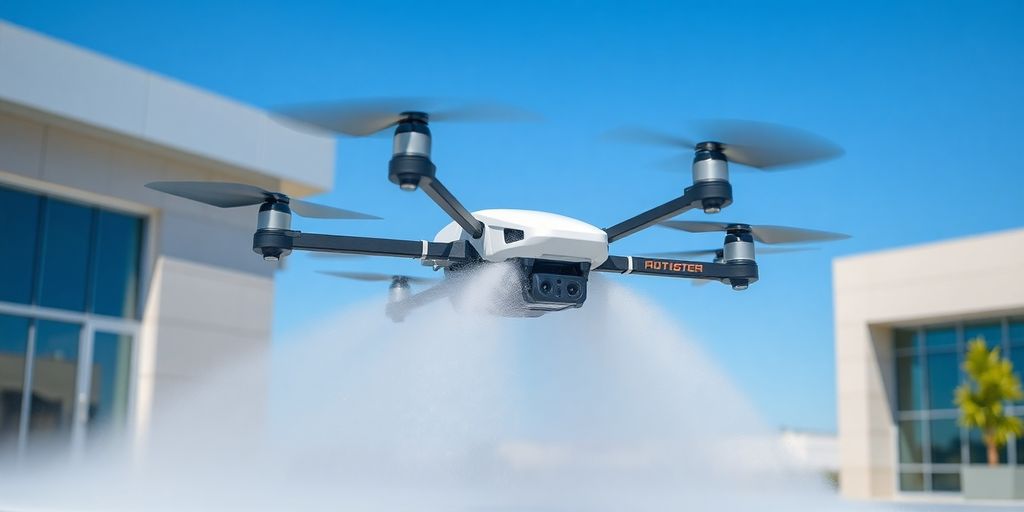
[0,20,334,197]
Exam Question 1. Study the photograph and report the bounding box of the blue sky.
[4,0,1022,431]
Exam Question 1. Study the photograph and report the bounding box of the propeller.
[644,246,818,258]
[275,97,540,137]
[145,181,379,219]
[659,220,849,245]
[605,119,843,170]
[317,271,439,285]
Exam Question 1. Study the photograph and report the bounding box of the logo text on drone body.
[644,260,703,273]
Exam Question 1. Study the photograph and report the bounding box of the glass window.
[894,329,918,351]
[0,187,40,304]
[968,428,1007,464]
[930,472,961,492]
[1011,318,1024,346]
[899,471,925,492]
[88,332,132,433]
[1011,347,1024,406]
[897,354,924,411]
[925,327,956,350]
[899,420,925,464]
[90,211,143,318]
[27,320,80,449]
[929,418,962,464]
[37,199,94,312]
[964,322,1002,349]
[0,314,30,453]
[926,352,960,410]
[1017,416,1024,465]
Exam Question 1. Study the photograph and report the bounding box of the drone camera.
[520,259,589,308]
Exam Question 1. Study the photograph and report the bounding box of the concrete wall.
[0,20,334,196]
[0,108,278,445]
[833,229,1024,499]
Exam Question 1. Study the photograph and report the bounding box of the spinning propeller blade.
[644,246,817,258]
[606,119,843,170]
[659,220,849,245]
[275,97,540,136]
[145,181,379,220]
[318,270,439,285]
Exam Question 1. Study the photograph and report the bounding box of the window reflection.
[1010,319,1024,345]
[894,329,918,351]
[896,355,923,411]
[926,352,959,410]
[929,419,961,464]
[1017,416,1024,465]
[0,315,29,454]
[1012,348,1024,406]
[964,322,1002,349]
[0,187,40,304]
[88,332,132,433]
[899,419,924,463]
[91,211,142,318]
[899,472,925,492]
[931,472,961,492]
[37,199,93,312]
[27,320,80,450]
[924,327,956,350]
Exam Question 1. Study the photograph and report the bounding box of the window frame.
[0,179,151,460]
[893,317,1021,495]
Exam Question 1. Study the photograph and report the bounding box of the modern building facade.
[834,228,1024,500]
[0,21,335,459]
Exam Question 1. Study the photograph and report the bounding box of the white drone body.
[433,209,609,266]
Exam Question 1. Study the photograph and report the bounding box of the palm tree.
[955,338,1024,466]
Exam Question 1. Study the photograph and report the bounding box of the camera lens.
[540,281,552,294]
[566,283,580,296]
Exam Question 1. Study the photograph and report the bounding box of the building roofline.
[0,20,334,197]
[834,227,1024,265]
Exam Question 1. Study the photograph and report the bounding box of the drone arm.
[419,176,485,239]
[385,279,456,321]
[594,254,758,284]
[603,181,733,243]
[253,230,480,264]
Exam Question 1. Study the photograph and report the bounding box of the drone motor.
[389,112,437,192]
[692,142,730,214]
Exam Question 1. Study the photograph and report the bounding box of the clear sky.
[4,0,1022,432]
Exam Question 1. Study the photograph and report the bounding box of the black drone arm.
[253,230,480,265]
[594,254,758,285]
[603,181,733,243]
[419,176,484,239]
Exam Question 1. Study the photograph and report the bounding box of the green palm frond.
[955,338,1024,451]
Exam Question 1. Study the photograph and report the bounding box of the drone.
[146,100,848,321]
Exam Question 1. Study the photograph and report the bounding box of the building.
[834,228,1024,499]
[0,21,335,459]
[779,428,839,477]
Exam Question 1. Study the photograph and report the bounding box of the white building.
[833,228,1024,499]
[0,21,335,458]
